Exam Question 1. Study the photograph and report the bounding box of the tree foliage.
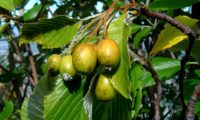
[0,0,200,120]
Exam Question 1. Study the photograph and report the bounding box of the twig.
[185,84,200,120]
[14,23,37,86]
[25,44,38,84]
[7,26,23,105]
[138,7,196,119]
[103,0,118,37]
[128,47,162,120]
[144,61,162,120]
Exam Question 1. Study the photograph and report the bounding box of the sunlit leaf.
[0,0,25,10]
[107,14,131,99]
[21,98,30,120]
[20,16,81,48]
[150,15,198,55]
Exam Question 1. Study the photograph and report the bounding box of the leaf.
[107,14,131,99]
[22,4,43,22]
[170,39,200,64]
[28,76,50,120]
[134,57,180,88]
[21,98,30,120]
[130,24,141,34]
[0,23,9,33]
[151,57,180,80]
[0,101,14,120]
[22,1,54,22]
[20,16,82,48]
[21,16,79,38]
[0,0,24,10]
[149,0,200,10]
[129,63,142,96]
[133,27,152,48]
[44,76,88,120]
[132,86,142,120]
[150,15,198,55]
[92,93,131,120]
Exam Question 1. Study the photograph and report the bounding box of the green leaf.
[184,79,200,102]
[129,63,142,96]
[107,14,131,99]
[149,0,200,10]
[28,76,50,120]
[22,4,43,22]
[132,86,142,119]
[20,16,82,48]
[0,101,14,120]
[44,76,88,120]
[137,57,180,88]
[130,24,141,34]
[22,1,54,22]
[151,57,180,80]
[170,39,200,64]
[129,63,142,119]
[133,27,151,48]
[0,0,24,10]
[0,23,9,33]
[92,93,131,120]
[21,16,79,38]
[21,98,30,120]
[150,15,198,55]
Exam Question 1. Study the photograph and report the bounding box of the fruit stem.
[103,0,119,37]
[62,15,103,55]
[86,17,104,43]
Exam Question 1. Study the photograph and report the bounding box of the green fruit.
[59,55,76,78]
[48,54,61,72]
[95,74,116,101]
[97,38,120,67]
[72,43,97,73]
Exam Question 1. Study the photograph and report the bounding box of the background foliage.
[0,0,200,120]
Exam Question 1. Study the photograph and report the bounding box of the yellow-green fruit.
[97,38,120,67]
[48,54,61,72]
[72,43,97,73]
[59,55,76,78]
[95,74,116,101]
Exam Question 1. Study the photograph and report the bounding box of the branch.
[138,7,197,119]
[144,61,162,120]
[128,48,162,120]
[25,44,38,84]
[185,84,200,120]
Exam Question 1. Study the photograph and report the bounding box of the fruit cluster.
[47,38,120,101]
